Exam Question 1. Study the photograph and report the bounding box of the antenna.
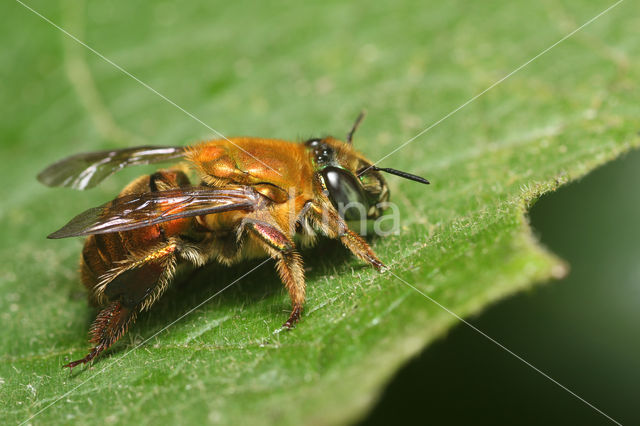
[346,110,367,144]
[371,166,430,185]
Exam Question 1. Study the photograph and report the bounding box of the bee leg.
[243,220,305,328]
[65,242,179,369]
[64,301,135,369]
[339,229,387,272]
[310,204,386,272]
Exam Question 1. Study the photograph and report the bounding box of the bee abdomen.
[80,233,130,305]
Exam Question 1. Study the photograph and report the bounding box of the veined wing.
[48,186,262,239]
[37,146,187,190]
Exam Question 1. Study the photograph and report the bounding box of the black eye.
[321,167,368,220]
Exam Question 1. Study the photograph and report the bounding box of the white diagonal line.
[14,1,625,424]
[386,269,621,425]
[19,258,272,425]
[369,3,625,420]
[363,0,624,174]
[14,0,282,176]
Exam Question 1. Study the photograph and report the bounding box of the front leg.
[309,203,387,272]
[243,219,305,328]
[339,228,386,272]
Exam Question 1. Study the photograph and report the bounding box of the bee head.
[305,112,429,221]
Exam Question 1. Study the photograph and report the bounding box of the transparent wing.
[48,186,262,239]
[37,146,187,190]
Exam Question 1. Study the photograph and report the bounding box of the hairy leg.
[309,202,386,271]
[65,241,179,369]
[243,219,305,328]
[339,228,386,272]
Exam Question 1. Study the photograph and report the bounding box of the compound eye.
[321,166,368,220]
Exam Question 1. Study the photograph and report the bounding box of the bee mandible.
[38,113,430,368]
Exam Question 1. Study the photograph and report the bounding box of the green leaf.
[1,0,638,424]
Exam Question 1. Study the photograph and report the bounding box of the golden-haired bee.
[39,114,429,368]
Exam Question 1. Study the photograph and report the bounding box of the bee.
[38,113,429,368]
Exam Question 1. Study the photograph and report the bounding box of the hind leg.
[64,301,135,368]
[65,241,180,369]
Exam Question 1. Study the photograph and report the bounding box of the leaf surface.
[1,0,638,424]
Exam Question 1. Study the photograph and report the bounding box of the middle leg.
[243,219,305,328]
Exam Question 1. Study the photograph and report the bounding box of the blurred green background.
[364,149,640,425]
